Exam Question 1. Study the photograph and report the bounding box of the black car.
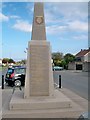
[5,66,26,87]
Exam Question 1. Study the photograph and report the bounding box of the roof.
[76,49,90,57]
[8,66,26,69]
[14,66,26,69]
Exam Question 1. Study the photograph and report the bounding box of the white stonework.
[24,40,54,98]
[24,2,54,98]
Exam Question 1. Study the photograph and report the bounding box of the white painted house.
[84,51,90,62]
[68,49,90,71]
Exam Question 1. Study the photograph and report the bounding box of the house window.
[75,57,81,62]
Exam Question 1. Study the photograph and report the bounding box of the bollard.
[2,75,4,89]
[59,75,61,88]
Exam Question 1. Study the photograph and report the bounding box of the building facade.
[68,49,90,71]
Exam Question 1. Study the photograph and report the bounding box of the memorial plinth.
[24,40,54,98]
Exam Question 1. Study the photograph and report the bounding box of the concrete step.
[10,89,72,110]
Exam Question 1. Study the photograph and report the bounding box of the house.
[68,48,90,71]
[75,49,90,62]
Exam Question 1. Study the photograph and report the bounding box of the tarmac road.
[54,70,88,100]
[1,69,88,100]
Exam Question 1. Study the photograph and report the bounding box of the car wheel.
[14,80,21,87]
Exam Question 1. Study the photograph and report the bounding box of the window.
[7,68,14,73]
[15,68,26,74]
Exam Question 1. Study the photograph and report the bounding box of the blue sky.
[0,2,88,61]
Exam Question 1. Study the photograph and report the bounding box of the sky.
[0,2,88,61]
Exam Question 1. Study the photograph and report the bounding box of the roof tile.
[76,49,90,57]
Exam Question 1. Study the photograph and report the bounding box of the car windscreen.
[7,68,14,74]
[15,68,26,74]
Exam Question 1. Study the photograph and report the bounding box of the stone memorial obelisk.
[9,3,72,117]
[24,2,54,98]
[2,3,84,118]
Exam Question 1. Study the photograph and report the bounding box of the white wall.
[68,62,76,70]
[84,52,90,62]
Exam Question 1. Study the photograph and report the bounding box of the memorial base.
[2,89,84,118]
[10,89,72,110]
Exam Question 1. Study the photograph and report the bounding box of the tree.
[16,59,26,65]
[8,59,15,63]
[51,52,75,69]
[52,52,63,66]
[21,59,26,64]
[64,53,75,64]
[2,58,9,63]
[64,53,75,69]
[60,59,67,68]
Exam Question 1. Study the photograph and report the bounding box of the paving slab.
[60,88,88,110]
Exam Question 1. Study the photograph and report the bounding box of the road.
[0,69,88,100]
[53,70,88,100]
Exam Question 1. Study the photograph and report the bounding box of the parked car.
[5,66,26,87]
[8,65,21,69]
[53,66,63,71]
[12,65,21,68]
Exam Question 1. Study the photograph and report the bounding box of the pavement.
[0,70,88,119]
[1,87,88,119]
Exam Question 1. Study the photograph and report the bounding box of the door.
[76,64,83,70]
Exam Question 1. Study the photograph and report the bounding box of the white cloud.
[0,13,9,22]
[12,20,32,32]
[46,20,87,35]
[45,2,88,25]
[45,9,56,24]
[46,25,66,34]
[73,35,88,40]
[10,15,20,19]
[68,21,88,31]
[0,13,21,22]
[44,2,88,43]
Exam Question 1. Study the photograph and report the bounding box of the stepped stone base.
[10,89,72,110]
[2,89,84,118]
